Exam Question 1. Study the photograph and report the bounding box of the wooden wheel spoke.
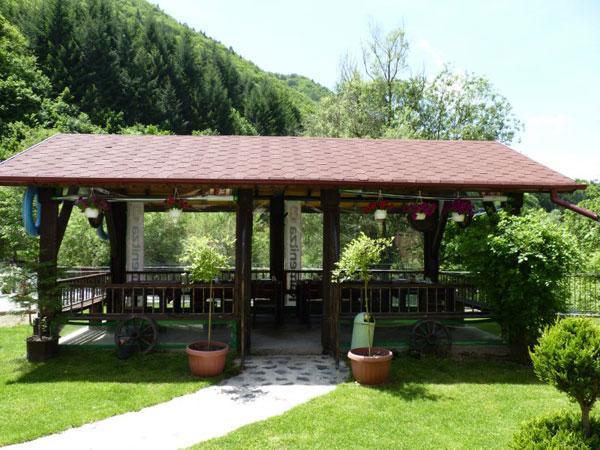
[114,316,158,355]
[410,320,452,355]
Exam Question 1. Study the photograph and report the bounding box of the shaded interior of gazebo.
[0,134,588,360]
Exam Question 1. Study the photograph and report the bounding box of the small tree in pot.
[182,237,229,377]
[333,233,394,385]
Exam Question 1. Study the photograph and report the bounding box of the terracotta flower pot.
[347,347,393,385]
[186,340,229,377]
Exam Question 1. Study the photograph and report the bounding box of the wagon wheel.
[410,320,451,355]
[114,315,158,354]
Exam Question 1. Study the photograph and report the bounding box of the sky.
[152,0,600,181]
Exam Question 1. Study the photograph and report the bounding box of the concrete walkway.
[6,355,348,450]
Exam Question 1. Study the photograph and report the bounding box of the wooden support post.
[37,188,59,334]
[321,189,340,354]
[105,203,127,314]
[269,194,285,325]
[56,186,78,253]
[507,193,524,215]
[235,189,253,364]
[423,202,449,283]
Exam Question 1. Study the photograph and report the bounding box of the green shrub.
[511,411,599,449]
[530,318,600,437]
[450,211,580,361]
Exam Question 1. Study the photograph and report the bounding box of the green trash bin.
[350,312,375,350]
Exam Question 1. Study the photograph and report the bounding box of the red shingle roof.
[0,133,583,192]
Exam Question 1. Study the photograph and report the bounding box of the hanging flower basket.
[446,199,474,223]
[75,195,109,219]
[402,202,437,232]
[362,200,393,222]
[402,202,437,221]
[165,195,189,219]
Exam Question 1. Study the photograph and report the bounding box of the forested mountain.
[0,0,326,136]
[274,73,331,102]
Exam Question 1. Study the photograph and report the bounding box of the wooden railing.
[61,281,236,319]
[336,281,485,319]
[58,272,110,313]
[56,268,482,319]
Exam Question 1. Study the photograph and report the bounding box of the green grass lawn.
[0,325,234,446]
[194,357,586,450]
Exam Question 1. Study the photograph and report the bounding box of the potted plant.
[75,194,109,219]
[362,200,393,222]
[446,199,473,223]
[1,263,63,361]
[403,202,437,221]
[165,195,189,220]
[333,233,394,385]
[182,237,229,377]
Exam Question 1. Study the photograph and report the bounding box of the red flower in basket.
[165,195,189,219]
[445,199,473,223]
[402,202,437,220]
[75,194,109,219]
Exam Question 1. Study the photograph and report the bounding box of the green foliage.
[511,411,600,449]
[0,0,312,137]
[143,213,186,265]
[119,123,172,135]
[274,73,331,102]
[450,211,580,352]
[304,72,386,138]
[563,197,600,271]
[305,27,522,144]
[181,236,228,283]
[0,187,38,262]
[530,318,600,436]
[0,13,51,134]
[333,233,393,283]
[395,69,522,143]
[333,232,392,329]
[57,211,109,267]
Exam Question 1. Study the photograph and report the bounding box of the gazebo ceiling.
[0,133,584,193]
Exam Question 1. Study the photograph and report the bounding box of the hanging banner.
[284,201,303,305]
[126,203,144,272]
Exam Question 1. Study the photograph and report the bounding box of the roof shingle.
[0,133,583,192]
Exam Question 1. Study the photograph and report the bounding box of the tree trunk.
[509,333,531,364]
[581,403,591,438]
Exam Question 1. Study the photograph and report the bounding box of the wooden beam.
[321,189,340,354]
[424,202,449,283]
[56,186,78,253]
[507,192,524,215]
[235,189,253,363]
[269,194,285,325]
[105,203,126,314]
[105,203,127,283]
[38,188,59,327]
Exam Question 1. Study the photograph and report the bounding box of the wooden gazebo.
[0,133,591,360]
